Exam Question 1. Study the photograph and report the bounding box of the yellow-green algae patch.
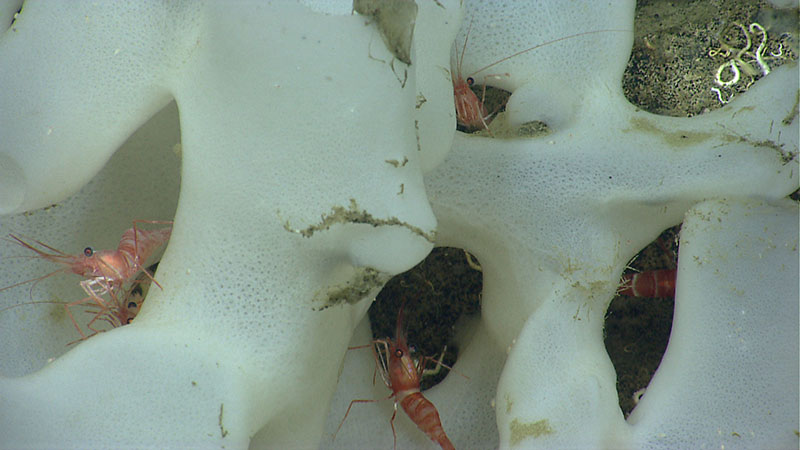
[313,267,389,309]
[283,198,435,243]
[509,418,554,446]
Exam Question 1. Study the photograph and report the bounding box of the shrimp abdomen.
[618,268,677,298]
[399,391,455,450]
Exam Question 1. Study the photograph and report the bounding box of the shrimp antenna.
[468,28,633,78]
[456,17,475,78]
[0,299,69,314]
[5,234,73,261]
[1,234,77,298]
[0,266,70,299]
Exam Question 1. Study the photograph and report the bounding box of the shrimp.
[4,220,171,297]
[618,226,680,299]
[452,18,491,133]
[336,306,456,450]
[1,221,171,339]
[0,264,154,344]
[618,268,677,298]
[82,263,156,332]
[452,23,632,133]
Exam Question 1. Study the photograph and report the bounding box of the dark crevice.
[605,224,680,417]
[368,247,482,390]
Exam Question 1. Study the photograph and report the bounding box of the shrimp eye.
[466,76,475,86]
[127,301,138,309]
[395,349,404,358]
[83,247,94,257]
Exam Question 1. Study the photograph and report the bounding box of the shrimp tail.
[399,391,455,450]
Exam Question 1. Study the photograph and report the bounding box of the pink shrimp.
[452,24,632,132]
[81,263,155,330]
[1,221,171,339]
[618,268,677,298]
[0,266,152,344]
[336,306,455,450]
[452,18,491,133]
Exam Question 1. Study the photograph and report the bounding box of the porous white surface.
[415,0,462,172]
[0,1,182,214]
[628,199,799,448]
[0,104,181,377]
[1,0,441,447]
[454,0,634,129]
[0,0,798,449]
[326,0,798,448]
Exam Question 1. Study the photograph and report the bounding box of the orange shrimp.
[452,24,632,132]
[618,268,677,298]
[336,306,455,450]
[1,221,171,339]
[452,18,491,133]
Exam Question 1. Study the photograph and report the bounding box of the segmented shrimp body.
[452,19,491,132]
[398,392,452,449]
[618,268,677,298]
[3,221,171,340]
[335,305,456,449]
[453,76,490,132]
[84,225,171,294]
[378,307,454,450]
[8,223,171,298]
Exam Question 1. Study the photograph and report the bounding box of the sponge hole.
[368,247,482,390]
[605,224,680,417]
